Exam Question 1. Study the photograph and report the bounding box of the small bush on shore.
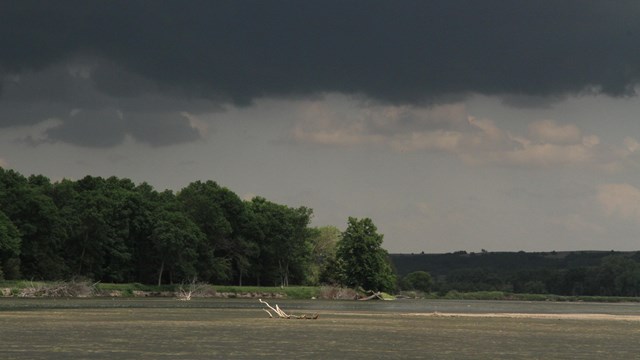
[318,286,358,300]
[17,280,96,297]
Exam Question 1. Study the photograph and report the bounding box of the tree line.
[0,168,395,291]
[10,166,635,297]
[392,251,640,297]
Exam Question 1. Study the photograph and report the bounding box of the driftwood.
[259,299,319,319]
[176,279,213,301]
[358,291,384,301]
[18,280,97,298]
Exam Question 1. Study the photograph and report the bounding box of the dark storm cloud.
[44,109,128,148]
[3,0,639,103]
[37,109,201,147]
[0,61,211,147]
[127,112,202,147]
[2,0,640,147]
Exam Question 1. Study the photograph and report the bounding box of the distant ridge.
[390,250,639,277]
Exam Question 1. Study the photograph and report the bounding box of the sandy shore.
[404,312,640,321]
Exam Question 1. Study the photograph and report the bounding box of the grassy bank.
[212,285,320,299]
[2,281,639,302]
[403,290,640,303]
[0,281,322,299]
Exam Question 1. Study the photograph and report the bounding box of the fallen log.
[358,291,383,301]
[259,299,319,319]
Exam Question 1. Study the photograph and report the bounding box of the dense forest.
[0,168,343,287]
[391,251,640,297]
[2,167,640,297]
[0,168,397,292]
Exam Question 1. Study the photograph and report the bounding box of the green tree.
[150,209,204,285]
[401,271,433,292]
[207,185,259,286]
[177,181,234,283]
[0,210,21,279]
[0,170,68,279]
[245,197,313,286]
[336,217,395,292]
[59,176,135,282]
[595,255,640,296]
[0,168,330,287]
[307,225,340,285]
[129,184,171,284]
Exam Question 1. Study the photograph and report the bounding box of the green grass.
[3,280,639,302]
[213,285,320,299]
[94,283,320,299]
[443,290,507,301]
[0,280,48,288]
[96,282,177,293]
[439,290,640,303]
[0,281,320,299]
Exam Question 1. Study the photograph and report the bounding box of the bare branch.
[259,299,318,320]
[262,309,274,318]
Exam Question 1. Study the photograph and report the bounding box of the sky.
[2,1,640,253]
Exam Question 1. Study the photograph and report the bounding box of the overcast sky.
[2,1,640,253]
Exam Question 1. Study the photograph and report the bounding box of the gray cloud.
[45,109,128,148]
[39,109,203,148]
[2,0,640,147]
[3,0,639,102]
[127,112,202,147]
[0,62,211,147]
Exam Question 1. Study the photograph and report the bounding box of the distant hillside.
[390,250,639,277]
[390,250,640,296]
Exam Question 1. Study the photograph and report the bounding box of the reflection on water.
[1,297,638,315]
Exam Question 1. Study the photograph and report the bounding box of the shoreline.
[403,312,640,321]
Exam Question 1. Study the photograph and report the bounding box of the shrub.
[318,286,358,300]
[401,271,433,292]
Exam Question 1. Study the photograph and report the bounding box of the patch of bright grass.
[213,286,320,299]
[0,280,47,289]
[96,283,177,293]
[438,290,640,303]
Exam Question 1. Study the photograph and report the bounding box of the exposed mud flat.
[1,299,639,359]
[404,312,640,321]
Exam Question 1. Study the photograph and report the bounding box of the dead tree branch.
[176,278,214,301]
[259,299,319,319]
[358,291,383,301]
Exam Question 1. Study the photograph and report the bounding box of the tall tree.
[307,225,340,285]
[52,175,147,282]
[129,184,167,284]
[246,197,312,286]
[0,169,68,279]
[0,210,21,279]
[150,209,204,285]
[208,185,258,285]
[336,217,396,292]
[177,181,234,282]
[400,271,433,292]
[595,255,640,297]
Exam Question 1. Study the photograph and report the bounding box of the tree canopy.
[400,271,433,293]
[1,168,388,287]
[392,251,640,297]
[335,217,395,292]
[0,209,21,279]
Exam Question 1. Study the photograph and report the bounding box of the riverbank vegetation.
[0,168,393,291]
[394,251,640,297]
[0,280,359,299]
[2,168,640,299]
[1,280,638,303]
